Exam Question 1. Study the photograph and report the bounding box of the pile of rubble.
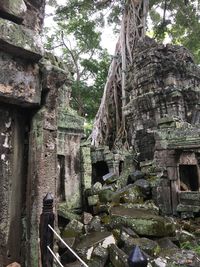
[57,170,200,267]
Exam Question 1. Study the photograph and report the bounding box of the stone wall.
[0,1,84,266]
[124,37,200,162]
[123,37,200,216]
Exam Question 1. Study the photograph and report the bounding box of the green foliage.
[44,0,200,122]
[149,0,200,63]
[70,50,111,120]
[181,241,200,255]
[45,0,112,120]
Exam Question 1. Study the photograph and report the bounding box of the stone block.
[76,231,115,260]
[0,0,27,23]
[177,204,200,213]
[103,172,117,184]
[179,192,200,206]
[57,203,81,221]
[0,52,41,106]
[88,195,99,206]
[0,18,43,61]
[99,188,115,203]
[110,206,176,237]
[109,244,129,267]
[123,237,160,257]
[82,212,93,225]
[89,243,109,266]
[62,219,84,238]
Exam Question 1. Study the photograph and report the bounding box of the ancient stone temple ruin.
[124,38,200,217]
[0,1,84,265]
[90,37,200,218]
[1,1,200,267]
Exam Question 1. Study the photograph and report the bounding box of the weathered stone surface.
[120,227,139,242]
[0,0,26,23]
[128,170,145,183]
[62,219,84,238]
[156,248,200,266]
[82,212,93,225]
[81,143,92,192]
[58,108,84,133]
[109,244,129,267]
[23,0,45,32]
[0,18,43,60]
[103,172,117,184]
[0,52,41,106]
[89,244,109,267]
[57,203,81,221]
[113,184,144,204]
[177,230,196,244]
[0,107,27,265]
[110,207,176,237]
[133,179,151,197]
[177,204,200,213]
[99,188,115,203]
[121,200,159,215]
[88,195,99,206]
[76,232,115,260]
[157,237,178,250]
[179,192,200,206]
[88,216,102,232]
[123,237,160,257]
[40,61,68,91]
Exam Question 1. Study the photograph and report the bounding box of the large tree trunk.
[91,0,149,149]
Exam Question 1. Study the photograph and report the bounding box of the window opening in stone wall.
[119,161,124,175]
[58,155,66,201]
[92,161,109,184]
[179,164,199,191]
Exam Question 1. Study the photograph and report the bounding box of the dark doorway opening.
[92,161,109,184]
[119,161,124,175]
[179,164,199,191]
[58,155,66,201]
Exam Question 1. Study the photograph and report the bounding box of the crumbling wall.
[124,37,200,161]
[0,1,83,266]
[123,37,200,216]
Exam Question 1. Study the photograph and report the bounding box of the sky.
[44,0,118,55]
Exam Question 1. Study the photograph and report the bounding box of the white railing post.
[48,224,89,267]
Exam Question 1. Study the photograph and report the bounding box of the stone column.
[26,63,67,266]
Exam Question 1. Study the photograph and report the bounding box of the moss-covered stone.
[62,219,84,238]
[99,188,115,203]
[88,195,99,206]
[110,206,176,237]
[123,237,160,257]
[112,184,144,205]
[58,107,84,132]
[57,203,81,221]
[109,244,129,267]
[0,18,43,60]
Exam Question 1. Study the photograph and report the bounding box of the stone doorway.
[179,164,199,191]
[92,161,109,184]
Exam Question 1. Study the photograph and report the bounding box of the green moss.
[110,209,176,237]
[58,202,81,221]
[0,18,43,59]
[58,107,84,131]
[181,241,200,256]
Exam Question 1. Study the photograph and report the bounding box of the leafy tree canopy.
[45,0,200,125]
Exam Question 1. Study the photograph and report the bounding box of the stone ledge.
[0,52,41,106]
[0,0,27,23]
[0,18,43,61]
